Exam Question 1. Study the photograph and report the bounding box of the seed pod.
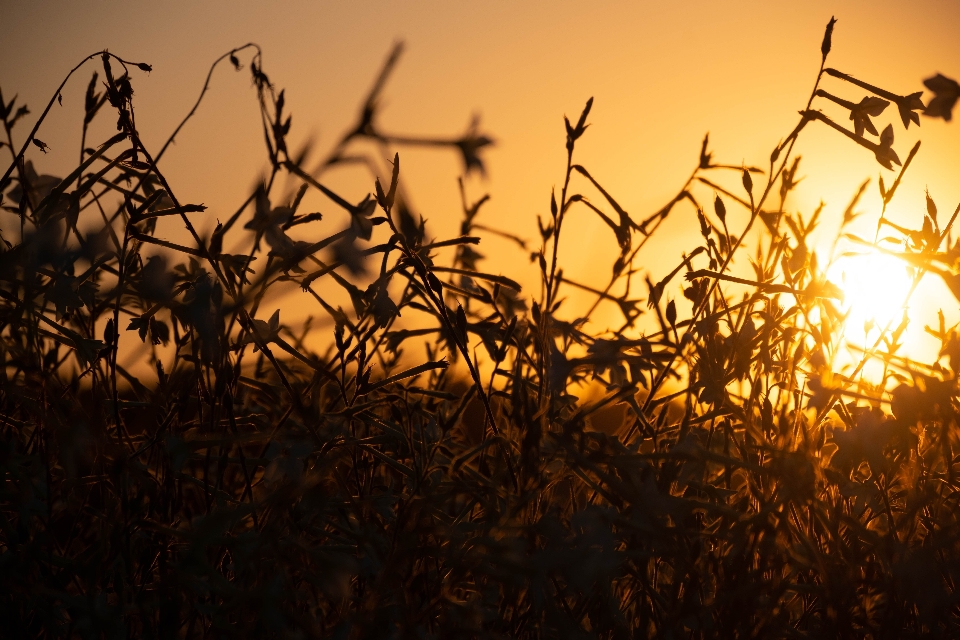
[714,195,726,224]
[697,209,711,239]
[926,189,938,222]
[821,17,837,59]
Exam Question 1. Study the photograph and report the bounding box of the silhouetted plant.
[2,18,960,639]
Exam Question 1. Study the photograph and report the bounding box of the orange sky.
[3,0,960,366]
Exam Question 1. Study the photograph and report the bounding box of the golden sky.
[3,0,960,363]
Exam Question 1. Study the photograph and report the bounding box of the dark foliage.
[2,22,960,639]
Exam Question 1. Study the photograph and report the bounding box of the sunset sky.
[3,0,960,363]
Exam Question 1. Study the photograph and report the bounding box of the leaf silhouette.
[365,281,399,329]
[44,274,86,317]
[242,309,282,350]
[850,96,889,136]
[350,194,377,240]
[332,236,368,276]
[39,316,105,369]
[923,73,960,122]
[699,133,712,168]
[824,68,924,128]
[875,123,901,169]
[244,186,294,250]
[5,161,62,208]
[137,255,175,302]
[897,91,925,128]
[816,89,889,137]
[455,115,494,176]
[806,110,901,170]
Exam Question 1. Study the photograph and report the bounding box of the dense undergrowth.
[3,18,960,638]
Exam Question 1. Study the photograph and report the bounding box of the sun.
[829,250,915,337]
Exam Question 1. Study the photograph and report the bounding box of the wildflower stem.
[825,68,901,103]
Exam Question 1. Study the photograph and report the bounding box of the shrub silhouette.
[2,19,960,639]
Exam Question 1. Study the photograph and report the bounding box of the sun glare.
[830,251,914,337]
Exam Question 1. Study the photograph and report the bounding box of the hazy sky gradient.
[3,1,959,345]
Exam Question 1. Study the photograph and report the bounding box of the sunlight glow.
[830,251,914,337]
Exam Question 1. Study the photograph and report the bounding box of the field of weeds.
[3,18,960,638]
